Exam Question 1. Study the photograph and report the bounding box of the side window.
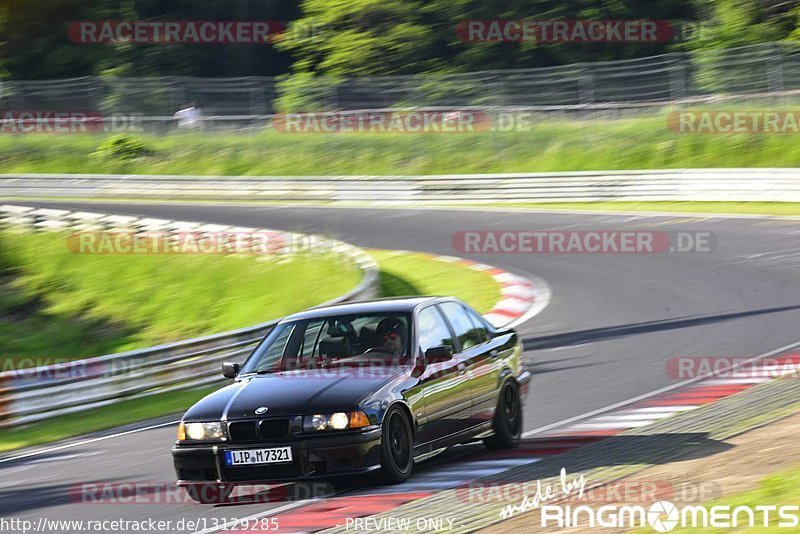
[440,302,487,350]
[257,324,294,368]
[417,306,454,354]
[301,320,325,359]
[463,304,491,343]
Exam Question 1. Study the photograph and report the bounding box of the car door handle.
[457,363,467,375]
[490,349,499,358]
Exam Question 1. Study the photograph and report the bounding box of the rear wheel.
[379,406,413,483]
[483,381,522,449]
[184,483,234,504]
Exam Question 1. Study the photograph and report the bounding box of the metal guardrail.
[1,169,800,202]
[0,205,380,427]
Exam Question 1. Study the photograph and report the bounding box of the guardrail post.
[668,54,689,100]
[768,48,784,94]
[579,70,594,106]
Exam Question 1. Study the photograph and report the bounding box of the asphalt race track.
[3,201,799,532]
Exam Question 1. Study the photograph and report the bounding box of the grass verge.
[653,464,800,533]
[483,201,800,216]
[370,249,502,314]
[5,113,800,175]
[0,229,362,364]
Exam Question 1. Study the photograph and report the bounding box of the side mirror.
[222,362,241,379]
[425,346,453,364]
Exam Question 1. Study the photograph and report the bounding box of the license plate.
[224,447,292,466]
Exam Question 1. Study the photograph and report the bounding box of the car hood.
[183,367,404,421]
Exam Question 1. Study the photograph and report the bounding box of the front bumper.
[172,428,382,485]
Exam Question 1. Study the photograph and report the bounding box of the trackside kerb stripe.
[424,255,541,328]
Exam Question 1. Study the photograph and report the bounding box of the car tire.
[379,406,414,483]
[184,483,234,504]
[483,380,522,450]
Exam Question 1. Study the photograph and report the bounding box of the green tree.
[275,0,696,109]
[683,0,795,92]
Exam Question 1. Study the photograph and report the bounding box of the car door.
[438,301,496,427]
[415,305,471,444]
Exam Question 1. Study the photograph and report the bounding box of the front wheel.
[483,381,522,449]
[184,483,234,504]
[379,406,414,483]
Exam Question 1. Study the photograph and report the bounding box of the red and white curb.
[544,354,800,437]
[422,253,551,328]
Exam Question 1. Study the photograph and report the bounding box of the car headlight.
[302,411,371,432]
[330,412,349,430]
[178,421,225,441]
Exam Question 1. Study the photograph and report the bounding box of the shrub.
[91,135,155,160]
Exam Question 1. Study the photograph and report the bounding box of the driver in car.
[375,317,407,358]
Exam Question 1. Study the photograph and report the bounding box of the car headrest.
[326,320,352,338]
[319,339,350,358]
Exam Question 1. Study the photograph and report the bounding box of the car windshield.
[240,312,412,374]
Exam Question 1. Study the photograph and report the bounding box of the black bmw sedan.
[172,297,529,502]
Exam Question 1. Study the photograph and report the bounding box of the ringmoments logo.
[497,469,800,531]
[539,501,800,530]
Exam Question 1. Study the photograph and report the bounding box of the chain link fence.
[2,43,800,123]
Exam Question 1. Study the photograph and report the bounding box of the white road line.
[589,414,675,422]
[618,406,698,414]
[429,459,537,470]
[0,420,179,464]
[522,339,800,437]
[367,482,461,491]
[569,421,654,430]
[702,378,772,385]
[26,451,103,464]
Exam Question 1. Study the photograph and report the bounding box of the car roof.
[281,296,448,322]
